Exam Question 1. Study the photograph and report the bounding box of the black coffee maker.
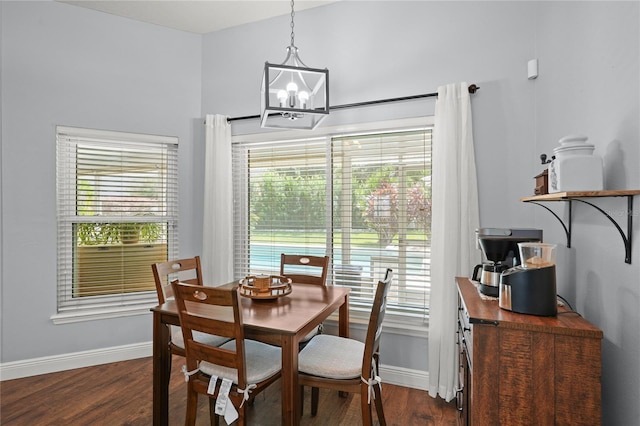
[473,228,543,297]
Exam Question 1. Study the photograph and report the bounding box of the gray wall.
[533,3,640,424]
[0,1,202,359]
[1,1,638,424]
[203,2,639,424]
[203,0,541,230]
[202,0,538,378]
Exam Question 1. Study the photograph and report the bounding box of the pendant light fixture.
[261,0,329,130]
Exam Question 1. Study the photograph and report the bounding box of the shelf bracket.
[571,196,633,264]
[525,201,572,248]
[525,195,634,264]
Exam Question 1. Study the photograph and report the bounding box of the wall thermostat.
[528,59,539,80]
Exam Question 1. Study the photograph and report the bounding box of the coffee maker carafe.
[473,228,543,297]
[472,241,510,297]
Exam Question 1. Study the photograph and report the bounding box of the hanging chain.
[289,0,295,47]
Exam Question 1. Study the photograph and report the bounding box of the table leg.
[153,312,171,426]
[281,335,300,425]
[339,294,350,338]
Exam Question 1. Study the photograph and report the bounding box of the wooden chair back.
[362,268,393,379]
[170,281,247,386]
[171,281,281,425]
[298,268,393,425]
[151,256,203,305]
[280,254,329,286]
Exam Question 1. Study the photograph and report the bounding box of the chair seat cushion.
[199,340,281,384]
[299,325,320,343]
[170,325,230,349]
[298,334,364,379]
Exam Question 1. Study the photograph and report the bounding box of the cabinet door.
[555,335,602,425]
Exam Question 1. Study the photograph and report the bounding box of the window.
[55,126,178,322]
[232,121,432,325]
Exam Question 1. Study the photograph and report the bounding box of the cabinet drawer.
[458,305,473,363]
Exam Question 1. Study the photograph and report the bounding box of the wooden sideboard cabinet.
[456,277,603,426]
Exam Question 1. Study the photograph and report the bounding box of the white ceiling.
[59,1,337,34]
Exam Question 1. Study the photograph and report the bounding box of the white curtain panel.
[428,83,480,401]
[202,114,234,285]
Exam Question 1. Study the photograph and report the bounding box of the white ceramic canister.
[548,135,603,192]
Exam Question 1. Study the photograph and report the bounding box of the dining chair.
[280,253,330,345]
[171,280,282,426]
[280,253,330,286]
[151,257,230,365]
[297,268,393,426]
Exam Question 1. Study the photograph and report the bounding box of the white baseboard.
[0,342,152,381]
[1,343,429,391]
[379,364,429,391]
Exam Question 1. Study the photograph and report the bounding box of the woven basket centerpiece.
[239,275,292,299]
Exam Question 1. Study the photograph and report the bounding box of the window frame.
[232,117,433,330]
[53,126,179,324]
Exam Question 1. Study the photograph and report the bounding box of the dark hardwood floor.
[1,355,457,425]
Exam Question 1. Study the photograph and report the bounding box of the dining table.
[151,281,351,426]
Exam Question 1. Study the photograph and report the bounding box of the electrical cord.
[556,294,573,311]
[556,294,582,317]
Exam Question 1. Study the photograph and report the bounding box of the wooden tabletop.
[152,281,348,336]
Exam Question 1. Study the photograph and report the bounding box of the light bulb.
[286,82,298,108]
[277,90,288,107]
[286,82,298,93]
[298,91,309,109]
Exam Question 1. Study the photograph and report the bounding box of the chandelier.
[261,0,329,130]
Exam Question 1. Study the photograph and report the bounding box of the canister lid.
[553,144,595,153]
[559,134,588,145]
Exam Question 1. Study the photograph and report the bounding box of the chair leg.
[185,385,199,426]
[373,383,386,426]
[299,385,305,416]
[208,397,218,426]
[166,348,173,387]
[238,401,247,426]
[311,387,320,416]
[360,383,373,426]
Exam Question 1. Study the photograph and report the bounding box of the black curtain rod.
[226,84,479,123]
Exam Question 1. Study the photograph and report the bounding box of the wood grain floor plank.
[1,356,456,425]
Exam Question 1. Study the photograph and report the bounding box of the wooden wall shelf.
[520,190,640,264]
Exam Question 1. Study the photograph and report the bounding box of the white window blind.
[56,126,178,314]
[232,137,330,274]
[233,126,432,323]
[332,130,432,322]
